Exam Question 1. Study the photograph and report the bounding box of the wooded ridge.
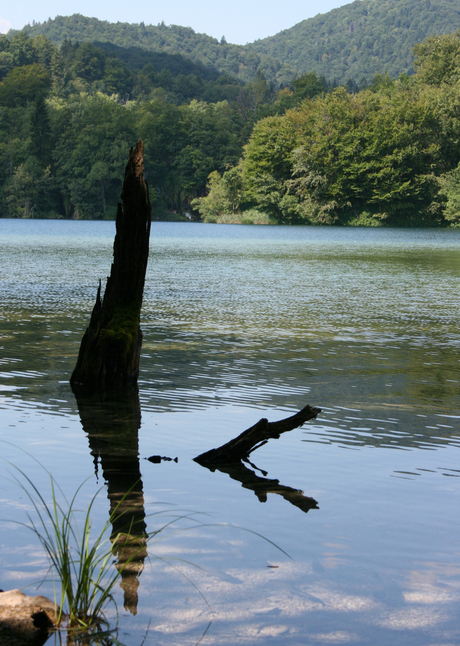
[2,11,460,226]
[249,0,460,84]
[13,0,460,86]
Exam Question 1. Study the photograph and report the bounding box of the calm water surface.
[0,219,459,645]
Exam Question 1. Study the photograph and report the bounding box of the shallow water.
[0,219,459,645]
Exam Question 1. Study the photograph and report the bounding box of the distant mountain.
[11,0,460,87]
[14,15,297,85]
[247,0,460,83]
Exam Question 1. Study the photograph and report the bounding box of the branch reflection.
[199,458,319,514]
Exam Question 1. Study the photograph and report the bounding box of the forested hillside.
[248,0,460,84]
[13,0,460,87]
[0,31,279,221]
[194,32,460,227]
[14,15,296,86]
[2,26,460,226]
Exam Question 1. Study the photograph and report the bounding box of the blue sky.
[1,0,351,44]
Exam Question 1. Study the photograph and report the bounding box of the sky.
[0,0,351,45]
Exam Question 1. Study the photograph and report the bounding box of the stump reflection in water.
[75,389,147,614]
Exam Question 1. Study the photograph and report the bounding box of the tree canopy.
[2,29,460,226]
[248,0,460,85]
[15,1,460,88]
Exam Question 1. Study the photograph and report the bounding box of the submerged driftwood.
[194,405,321,512]
[70,140,151,395]
[194,404,321,465]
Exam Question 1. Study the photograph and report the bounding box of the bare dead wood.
[194,404,321,465]
[70,140,151,395]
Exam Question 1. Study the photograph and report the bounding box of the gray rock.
[0,589,60,646]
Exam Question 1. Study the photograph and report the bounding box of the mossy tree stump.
[71,140,151,395]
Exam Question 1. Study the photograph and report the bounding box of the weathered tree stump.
[70,140,151,395]
[194,405,321,465]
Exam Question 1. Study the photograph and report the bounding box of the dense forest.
[0,29,333,221]
[15,15,296,86]
[1,23,460,225]
[16,0,460,86]
[198,32,460,227]
[249,0,460,84]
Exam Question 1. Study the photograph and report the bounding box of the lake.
[0,219,459,646]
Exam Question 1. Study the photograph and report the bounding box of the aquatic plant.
[4,464,217,644]
[7,467,138,641]
[4,458,290,645]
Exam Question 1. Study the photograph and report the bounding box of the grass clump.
[6,467,146,643]
[4,459,291,645]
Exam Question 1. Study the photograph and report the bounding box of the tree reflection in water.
[75,388,147,615]
[74,386,320,617]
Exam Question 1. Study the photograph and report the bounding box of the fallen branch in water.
[194,405,321,466]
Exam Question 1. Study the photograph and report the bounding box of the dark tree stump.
[70,140,151,395]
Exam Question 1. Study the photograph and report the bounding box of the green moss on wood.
[98,304,141,358]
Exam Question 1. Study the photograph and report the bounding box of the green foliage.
[202,209,273,224]
[241,115,304,223]
[103,56,132,96]
[1,85,245,219]
[51,94,136,219]
[273,71,333,114]
[238,209,273,224]
[0,31,62,89]
[192,166,244,219]
[439,163,460,225]
[29,96,52,166]
[413,31,460,86]
[0,63,51,106]
[248,0,460,85]
[0,45,14,81]
[10,1,460,91]
[191,170,228,218]
[9,31,36,66]
[5,465,214,644]
[241,79,456,225]
[18,14,296,86]
[8,468,132,638]
[323,83,443,223]
[71,42,106,81]
[2,19,460,226]
[6,159,55,218]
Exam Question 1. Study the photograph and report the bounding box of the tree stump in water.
[70,140,151,395]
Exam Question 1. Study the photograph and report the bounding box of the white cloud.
[0,17,12,34]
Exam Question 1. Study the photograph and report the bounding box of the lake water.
[0,219,459,646]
